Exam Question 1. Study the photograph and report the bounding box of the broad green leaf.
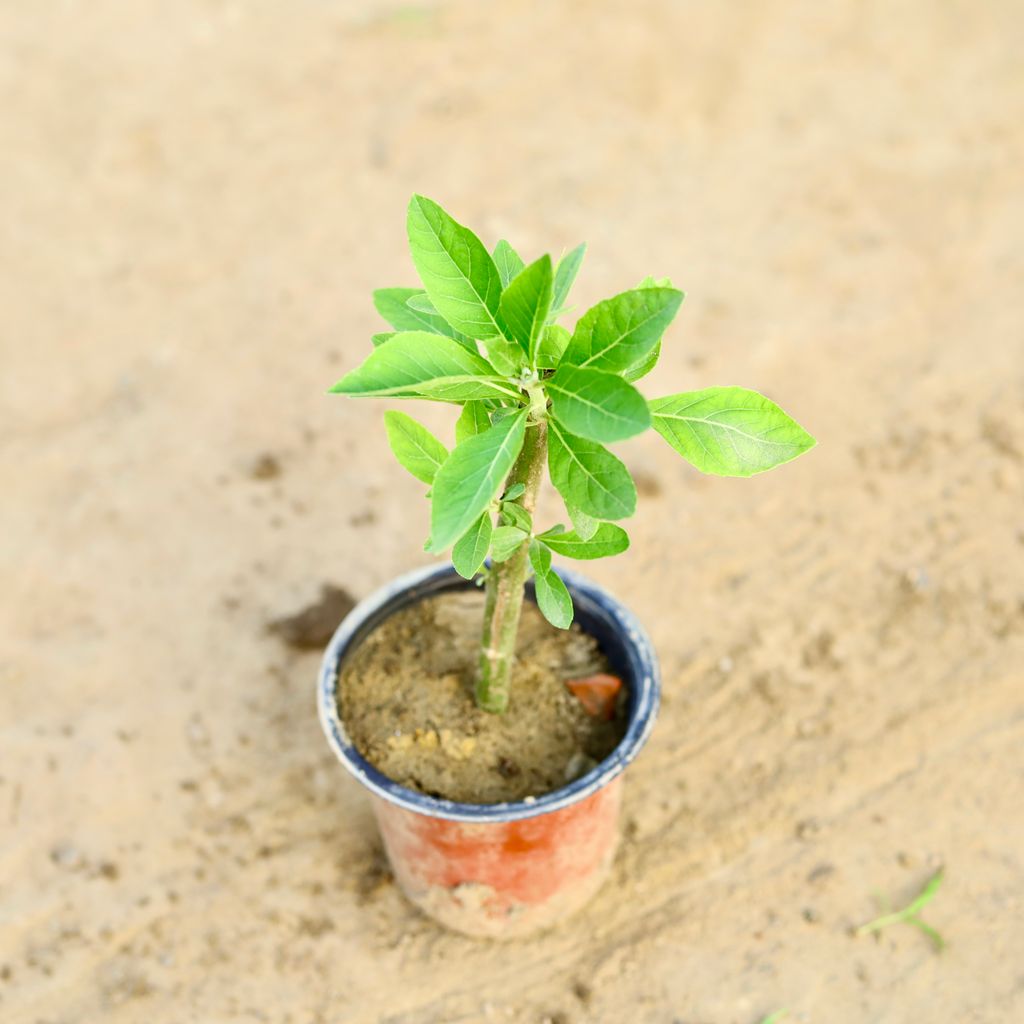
[502,482,525,501]
[427,410,528,551]
[550,243,586,318]
[452,513,492,579]
[650,387,816,477]
[329,332,519,403]
[537,522,629,560]
[500,502,532,532]
[383,411,448,485]
[536,324,571,370]
[547,365,651,442]
[407,195,504,339]
[561,287,683,373]
[498,254,553,360]
[566,504,599,539]
[492,239,526,288]
[623,340,660,382]
[372,332,395,348]
[455,401,491,444]
[491,525,528,562]
[372,287,469,345]
[548,419,637,521]
[481,335,528,376]
[529,542,573,629]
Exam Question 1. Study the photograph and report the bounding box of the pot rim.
[317,561,660,824]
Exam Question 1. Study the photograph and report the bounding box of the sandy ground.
[3,1,1023,1021]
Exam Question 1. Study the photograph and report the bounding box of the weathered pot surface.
[317,562,660,938]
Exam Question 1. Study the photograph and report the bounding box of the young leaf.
[560,287,683,373]
[329,332,519,402]
[455,401,491,444]
[547,365,651,442]
[492,239,526,288]
[650,387,816,477]
[452,513,493,579]
[372,287,469,345]
[383,410,448,485]
[498,254,553,360]
[550,243,586,318]
[529,542,573,629]
[407,195,505,339]
[536,324,571,370]
[537,522,629,559]
[565,504,599,539]
[427,409,528,551]
[481,335,528,376]
[491,525,528,562]
[548,419,637,521]
[372,332,396,348]
[500,501,532,532]
[502,482,526,501]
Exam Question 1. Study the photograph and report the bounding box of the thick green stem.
[475,416,548,713]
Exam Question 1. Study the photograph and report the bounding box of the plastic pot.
[317,562,660,938]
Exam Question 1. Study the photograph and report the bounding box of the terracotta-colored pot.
[317,563,660,939]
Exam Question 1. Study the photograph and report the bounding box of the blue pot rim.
[317,562,660,824]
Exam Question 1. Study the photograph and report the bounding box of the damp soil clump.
[338,590,626,804]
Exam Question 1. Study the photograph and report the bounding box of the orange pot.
[318,563,660,938]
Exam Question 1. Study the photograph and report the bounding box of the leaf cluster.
[331,196,816,629]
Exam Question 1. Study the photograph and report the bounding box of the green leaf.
[502,482,525,501]
[372,287,469,345]
[383,411,448,485]
[500,501,532,532]
[650,387,816,477]
[329,332,519,403]
[548,419,637,521]
[550,243,586,318]
[492,239,526,288]
[407,195,504,340]
[566,504,599,539]
[637,275,673,289]
[537,522,629,560]
[498,254,553,361]
[427,410,528,551]
[536,324,571,369]
[529,542,573,629]
[491,525,528,562]
[455,401,491,444]
[452,513,493,579]
[372,332,396,348]
[547,365,651,442]
[561,287,683,373]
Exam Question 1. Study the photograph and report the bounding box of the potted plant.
[318,196,815,938]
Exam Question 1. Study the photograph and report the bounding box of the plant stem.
[476,415,548,713]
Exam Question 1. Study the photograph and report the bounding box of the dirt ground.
[3,1,1023,1021]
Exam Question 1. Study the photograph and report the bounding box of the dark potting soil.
[338,590,627,804]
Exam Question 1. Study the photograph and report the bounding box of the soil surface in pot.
[338,590,627,803]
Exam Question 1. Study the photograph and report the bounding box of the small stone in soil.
[267,584,357,650]
[249,452,282,480]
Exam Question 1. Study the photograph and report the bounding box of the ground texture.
[2,1,1023,1021]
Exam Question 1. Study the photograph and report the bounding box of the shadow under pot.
[317,561,660,939]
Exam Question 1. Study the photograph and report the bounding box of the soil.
[4,2,1023,1022]
[339,591,624,803]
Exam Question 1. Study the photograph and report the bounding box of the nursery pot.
[317,562,660,938]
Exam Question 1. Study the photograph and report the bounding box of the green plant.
[855,867,946,951]
[330,196,815,713]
